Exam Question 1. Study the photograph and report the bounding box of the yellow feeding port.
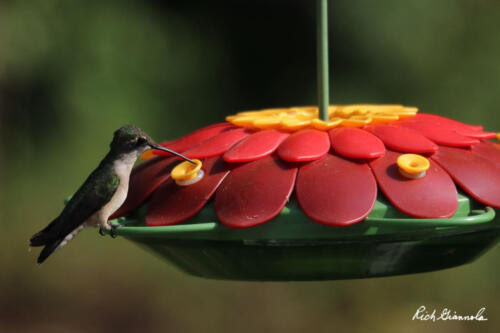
[171,159,204,186]
[397,154,430,179]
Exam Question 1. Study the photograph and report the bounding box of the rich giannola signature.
[412,305,488,322]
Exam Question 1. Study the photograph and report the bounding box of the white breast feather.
[86,151,137,228]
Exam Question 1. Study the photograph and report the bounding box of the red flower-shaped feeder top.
[111,105,500,229]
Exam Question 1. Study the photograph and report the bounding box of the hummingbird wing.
[30,159,120,263]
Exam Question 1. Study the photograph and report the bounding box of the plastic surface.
[226,105,418,132]
[296,153,377,226]
[183,128,251,159]
[170,159,202,181]
[397,154,430,175]
[462,131,497,139]
[215,155,297,228]
[154,122,234,156]
[365,125,438,154]
[415,113,496,139]
[432,146,500,208]
[471,141,500,167]
[329,127,385,159]
[146,157,229,226]
[107,194,499,281]
[223,130,289,163]
[277,129,330,162]
[397,120,480,147]
[370,150,458,218]
[110,157,177,219]
[132,228,498,280]
[310,118,343,130]
[280,118,312,131]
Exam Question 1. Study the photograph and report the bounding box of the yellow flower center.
[226,104,418,132]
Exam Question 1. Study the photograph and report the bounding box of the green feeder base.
[108,194,500,281]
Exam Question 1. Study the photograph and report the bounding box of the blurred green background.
[1,0,500,332]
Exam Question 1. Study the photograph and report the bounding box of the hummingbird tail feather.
[37,240,63,264]
[34,224,85,264]
[30,232,48,247]
[30,217,60,247]
[31,217,64,264]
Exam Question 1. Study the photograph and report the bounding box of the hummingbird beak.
[150,144,196,164]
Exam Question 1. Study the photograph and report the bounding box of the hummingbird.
[30,125,195,264]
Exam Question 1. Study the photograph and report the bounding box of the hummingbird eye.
[137,137,147,146]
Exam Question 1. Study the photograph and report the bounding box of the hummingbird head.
[110,125,156,155]
[110,125,196,164]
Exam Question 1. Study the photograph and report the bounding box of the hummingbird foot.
[98,221,118,238]
[109,222,118,238]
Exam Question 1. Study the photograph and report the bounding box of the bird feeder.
[104,1,500,280]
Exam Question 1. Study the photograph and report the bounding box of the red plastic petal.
[432,146,500,208]
[215,155,297,228]
[153,122,235,156]
[397,121,480,147]
[412,114,495,139]
[366,125,438,154]
[183,128,251,159]
[277,129,330,162]
[416,113,483,133]
[462,131,497,140]
[329,128,385,159]
[223,130,289,163]
[296,153,377,226]
[146,157,230,226]
[111,157,178,219]
[472,141,500,167]
[370,150,458,218]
